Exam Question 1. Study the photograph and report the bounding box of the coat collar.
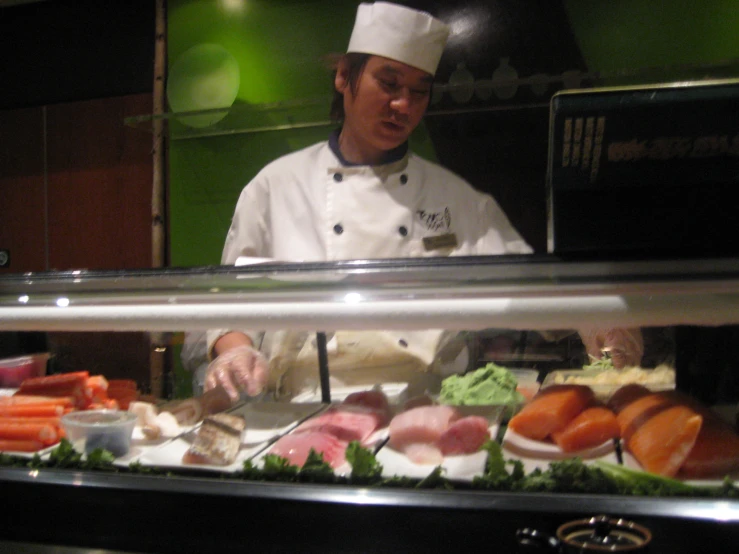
[328,128,409,167]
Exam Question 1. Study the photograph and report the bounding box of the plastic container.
[510,369,541,401]
[0,353,50,387]
[61,410,137,457]
[541,367,675,402]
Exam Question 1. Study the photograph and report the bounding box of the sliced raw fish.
[606,383,651,414]
[507,385,595,441]
[627,405,702,477]
[342,389,392,425]
[437,415,490,455]
[550,406,620,453]
[402,394,435,411]
[294,404,383,444]
[615,392,675,443]
[679,416,739,478]
[388,405,460,450]
[402,442,444,465]
[663,390,739,478]
[267,430,347,469]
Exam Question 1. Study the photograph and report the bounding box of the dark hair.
[329,52,371,122]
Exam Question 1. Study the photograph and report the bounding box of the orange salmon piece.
[551,406,620,453]
[508,385,595,441]
[627,405,702,477]
[615,393,673,443]
[607,384,651,414]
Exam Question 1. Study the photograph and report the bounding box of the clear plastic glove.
[204,345,268,403]
[578,328,644,369]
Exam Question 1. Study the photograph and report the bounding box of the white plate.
[501,427,619,474]
[112,425,190,467]
[376,425,498,482]
[136,402,326,473]
[375,405,505,482]
[0,443,58,459]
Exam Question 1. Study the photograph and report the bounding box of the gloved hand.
[204,345,268,403]
[578,328,644,369]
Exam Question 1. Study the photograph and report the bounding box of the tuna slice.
[342,389,392,427]
[294,405,384,444]
[437,415,491,456]
[388,405,460,451]
[550,406,620,453]
[508,385,595,441]
[267,431,347,469]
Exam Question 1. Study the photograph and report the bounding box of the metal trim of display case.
[1,467,736,523]
[3,256,739,332]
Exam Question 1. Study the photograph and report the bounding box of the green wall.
[564,0,739,81]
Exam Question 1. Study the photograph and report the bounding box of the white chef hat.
[347,2,451,76]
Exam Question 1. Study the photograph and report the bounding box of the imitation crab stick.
[16,383,90,409]
[0,417,62,427]
[2,395,75,409]
[0,439,45,452]
[508,385,595,441]
[0,404,66,418]
[551,406,620,453]
[107,379,137,391]
[0,422,59,446]
[18,371,89,392]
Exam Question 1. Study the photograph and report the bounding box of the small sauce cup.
[61,409,137,457]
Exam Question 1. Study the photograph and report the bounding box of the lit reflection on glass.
[18,295,29,304]
[713,501,739,522]
[28,469,39,479]
[56,297,70,307]
[343,292,362,304]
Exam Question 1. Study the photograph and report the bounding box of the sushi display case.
[1,255,739,553]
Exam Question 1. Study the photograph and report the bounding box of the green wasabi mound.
[439,363,525,406]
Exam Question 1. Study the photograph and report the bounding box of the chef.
[200,2,642,402]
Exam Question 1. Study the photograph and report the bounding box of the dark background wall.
[0,0,156,386]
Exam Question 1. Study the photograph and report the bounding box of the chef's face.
[336,55,433,164]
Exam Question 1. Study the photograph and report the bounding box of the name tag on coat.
[423,233,458,251]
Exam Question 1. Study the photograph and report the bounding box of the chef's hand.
[204,335,268,402]
[578,327,644,369]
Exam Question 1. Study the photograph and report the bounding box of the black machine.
[547,78,739,259]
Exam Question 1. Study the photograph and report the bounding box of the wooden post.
[150,0,168,398]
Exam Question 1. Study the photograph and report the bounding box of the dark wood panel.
[46,94,154,271]
[46,331,153,393]
[0,107,46,273]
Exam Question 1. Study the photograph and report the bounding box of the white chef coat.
[204,135,533,399]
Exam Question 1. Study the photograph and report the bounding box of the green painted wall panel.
[564,0,739,78]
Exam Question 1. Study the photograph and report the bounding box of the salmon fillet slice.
[627,405,702,477]
[551,406,620,453]
[508,385,595,441]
